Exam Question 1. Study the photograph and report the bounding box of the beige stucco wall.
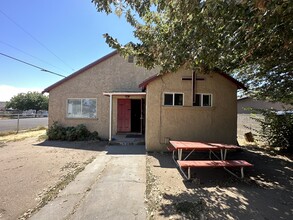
[145,67,238,151]
[48,54,157,139]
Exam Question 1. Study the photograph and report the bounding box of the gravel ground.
[146,147,293,220]
[0,137,107,220]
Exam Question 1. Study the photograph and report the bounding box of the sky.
[0,0,136,101]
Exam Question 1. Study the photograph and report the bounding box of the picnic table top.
[169,140,241,150]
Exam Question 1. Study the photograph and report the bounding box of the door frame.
[103,92,146,141]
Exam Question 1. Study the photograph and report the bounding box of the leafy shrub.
[47,122,66,140]
[47,122,100,141]
[255,110,293,152]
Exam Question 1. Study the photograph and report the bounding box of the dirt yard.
[0,133,107,220]
[146,147,293,219]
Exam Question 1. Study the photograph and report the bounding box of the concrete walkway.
[30,145,146,220]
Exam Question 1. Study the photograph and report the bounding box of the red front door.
[117,99,131,132]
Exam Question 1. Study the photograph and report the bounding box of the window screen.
[67,98,97,118]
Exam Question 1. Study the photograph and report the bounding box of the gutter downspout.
[109,94,112,141]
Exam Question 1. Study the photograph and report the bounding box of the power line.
[0,9,75,72]
[0,52,66,78]
[0,40,68,73]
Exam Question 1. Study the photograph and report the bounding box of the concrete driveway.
[30,145,146,220]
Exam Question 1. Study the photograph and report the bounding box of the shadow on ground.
[149,148,293,219]
[35,140,147,155]
[35,140,107,151]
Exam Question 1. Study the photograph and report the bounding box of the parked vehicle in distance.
[21,110,48,118]
[37,110,48,117]
[22,109,36,117]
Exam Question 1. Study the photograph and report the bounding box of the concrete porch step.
[110,134,145,146]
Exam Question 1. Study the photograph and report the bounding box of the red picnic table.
[169,141,253,180]
[169,140,241,161]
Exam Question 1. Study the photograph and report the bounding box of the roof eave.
[212,68,247,90]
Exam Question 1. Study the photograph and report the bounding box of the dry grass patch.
[0,127,47,143]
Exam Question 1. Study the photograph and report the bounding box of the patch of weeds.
[28,126,47,132]
[0,142,6,148]
[37,134,48,141]
[146,157,161,220]
[61,162,79,171]
[19,156,96,220]
[83,156,96,165]
[0,131,16,137]
[0,130,46,143]
[174,200,206,220]
[0,127,47,137]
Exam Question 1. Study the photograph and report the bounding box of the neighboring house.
[43,51,245,151]
[237,97,292,142]
[237,97,292,114]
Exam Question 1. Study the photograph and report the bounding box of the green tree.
[92,0,293,104]
[6,92,48,112]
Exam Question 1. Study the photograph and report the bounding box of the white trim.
[103,92,146,96]
[66,98,97,118]
[194,93,213,107]
[109,94,113,141]
[145,93,148,150]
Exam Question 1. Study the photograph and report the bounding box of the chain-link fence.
[0,113,48,133]
[237,113,263,142]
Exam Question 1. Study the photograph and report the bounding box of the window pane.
[194,94,201,106]
[203,95,211,106]
[82,99,97,118]
[67,99,82,118]
[174,94,183,106]
[128,55,134,63]
[164,94,173,105]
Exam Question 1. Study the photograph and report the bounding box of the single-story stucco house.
[43,51,245,151]
[237,97,293,114]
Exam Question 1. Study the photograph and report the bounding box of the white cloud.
[0,85,43,101]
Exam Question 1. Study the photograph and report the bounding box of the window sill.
[66,117,98,120]
[162,106,215,110]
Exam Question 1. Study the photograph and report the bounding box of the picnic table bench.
[177,160,253,180]
[169,141,253,180]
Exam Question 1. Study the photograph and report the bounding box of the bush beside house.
[255,110,293,152]
[47,122,100,141]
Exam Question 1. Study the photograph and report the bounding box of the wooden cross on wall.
[181,71,204,105]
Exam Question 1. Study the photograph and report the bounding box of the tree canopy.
[92,0,293,104]
[6,92,48,112]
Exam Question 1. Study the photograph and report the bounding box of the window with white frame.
[164,93,183,106]
[67,98,97,118]
[194,93,212,107]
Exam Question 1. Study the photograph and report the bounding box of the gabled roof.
[139,69,247,90]
[42,50,118,93]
